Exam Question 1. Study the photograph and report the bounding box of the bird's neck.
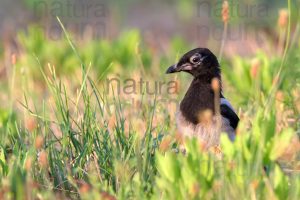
[179,77,222,124]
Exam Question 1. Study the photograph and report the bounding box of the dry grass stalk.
[211,78,221,130]
[250,58,260,79]
[277,9,289,54]
[219,1,230,60]
[222,1,229,24]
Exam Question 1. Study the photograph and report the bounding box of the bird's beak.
[166,64,178,74]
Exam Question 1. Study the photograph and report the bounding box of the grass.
[0,2,300,200]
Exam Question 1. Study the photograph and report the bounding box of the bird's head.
[166,48,220,79]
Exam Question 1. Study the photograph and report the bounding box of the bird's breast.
[176,110,235,148]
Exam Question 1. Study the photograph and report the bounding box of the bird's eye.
[190,54,201,64]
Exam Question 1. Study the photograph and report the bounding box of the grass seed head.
[159,135,172,152]
[11,54,16,65]
[175,132,184,145]
[25,118,37,132]
[278,9,289,28]
[222,1,229,24]
[79,182,91,194]
[38,150,48,169]
[211,78,220,92]
[251,180,259,190]
[35,135,44,149]
[25,156,32,171]
[250,58,260,78]
[275,90,284,102]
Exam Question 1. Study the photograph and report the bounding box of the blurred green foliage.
[1,26,298,199]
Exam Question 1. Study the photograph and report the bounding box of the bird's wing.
[220,98,239,130]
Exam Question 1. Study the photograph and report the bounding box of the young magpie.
[166,48,239,148]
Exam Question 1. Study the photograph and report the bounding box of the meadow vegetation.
[0,1,299,199]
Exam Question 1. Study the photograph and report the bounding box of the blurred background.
[0,1,299,199]
[0,0,298,55]
[0,0,299,107]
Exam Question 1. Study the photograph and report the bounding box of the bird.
[166,48,239,149]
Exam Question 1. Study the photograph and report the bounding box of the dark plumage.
[166,48,239,147]
[220,104,239,130]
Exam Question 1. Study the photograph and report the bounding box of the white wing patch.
[221,98,236,112]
